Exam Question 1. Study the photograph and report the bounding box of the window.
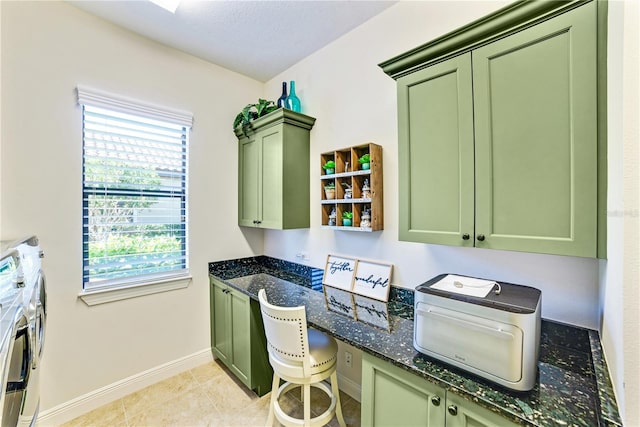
[78,86,192,293]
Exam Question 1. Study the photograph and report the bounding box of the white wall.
[263,1,601,330]
[600,0,640,424]
[0,0,264,414]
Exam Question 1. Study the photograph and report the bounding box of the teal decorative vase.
[343,219,352,227]
[277,82,287,108]
[286,81,301,112]
[362,163,370,170]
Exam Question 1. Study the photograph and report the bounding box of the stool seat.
[259,289,346,427]
[308,329,338,370]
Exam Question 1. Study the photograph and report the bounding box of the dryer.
[0,250,32,427]
[10,238,44,427]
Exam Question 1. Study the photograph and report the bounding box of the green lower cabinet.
[361,353,519,427]
[209,276,273,396]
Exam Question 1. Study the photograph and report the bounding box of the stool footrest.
[273,381,336,427]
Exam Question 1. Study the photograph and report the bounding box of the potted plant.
[233,99,278,136]
[324,182,336,200]
[322,160,336,175]
[358,153,370,170]
[342,211,353,226]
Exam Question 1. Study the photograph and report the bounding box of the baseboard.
[37,349,213,426]
[337,373,361,403]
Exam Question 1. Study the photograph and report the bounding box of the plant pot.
[361,163,370,170]
[325,168,335,175]
[342,219,352,226]
[324,188,335,199]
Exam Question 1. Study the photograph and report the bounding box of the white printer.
[414,274,541,391]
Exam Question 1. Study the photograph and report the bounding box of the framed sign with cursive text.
[322,255,357,291]
[352,260,393,301]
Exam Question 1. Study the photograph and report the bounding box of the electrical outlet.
[345,351,352,368]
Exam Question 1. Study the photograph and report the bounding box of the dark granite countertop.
[209,256,621,427]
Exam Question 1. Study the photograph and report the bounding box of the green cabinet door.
[236,109,315,230]
[397,53,475,247]
[209,276,273,396]
[445,392,519,427]
[362,353,446,427]
[259,127,284,229]
[210,278,231,364]
[229,288,251,384]
[238,135,259,227]
[473,2,598,257]
[361,353,520,427]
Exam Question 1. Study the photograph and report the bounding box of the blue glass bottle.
[286,80,301,112]
[277,82,287,108]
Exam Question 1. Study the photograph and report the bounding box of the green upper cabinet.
[237,108,316,229]
[382,0,606,258]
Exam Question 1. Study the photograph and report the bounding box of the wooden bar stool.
[258,289,346,427]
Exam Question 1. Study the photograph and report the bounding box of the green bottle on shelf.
[286,80,301,112]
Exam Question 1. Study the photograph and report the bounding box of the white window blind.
[79,87,191,290]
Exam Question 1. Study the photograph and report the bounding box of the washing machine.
[0,249,31,427]
[11,238,44,427]
[0,237,45,427]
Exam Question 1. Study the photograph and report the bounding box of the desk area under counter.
[208,256,621,427]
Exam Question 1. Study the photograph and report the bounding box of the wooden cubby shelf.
[320,143,383,232]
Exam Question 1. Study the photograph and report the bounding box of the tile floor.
[61,360,361,427]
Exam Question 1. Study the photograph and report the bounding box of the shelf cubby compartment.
[320,152,336,178]
[320,143,383,232]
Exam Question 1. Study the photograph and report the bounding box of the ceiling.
[68,0,397,82]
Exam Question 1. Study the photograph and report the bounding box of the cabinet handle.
[462,233,470,241]
[448,405,458,416]
[431,395,441,406]
[477,234,485,242]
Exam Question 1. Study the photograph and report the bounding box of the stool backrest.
[258,289,311,377]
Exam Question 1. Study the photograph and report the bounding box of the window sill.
[78,274,192,306]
